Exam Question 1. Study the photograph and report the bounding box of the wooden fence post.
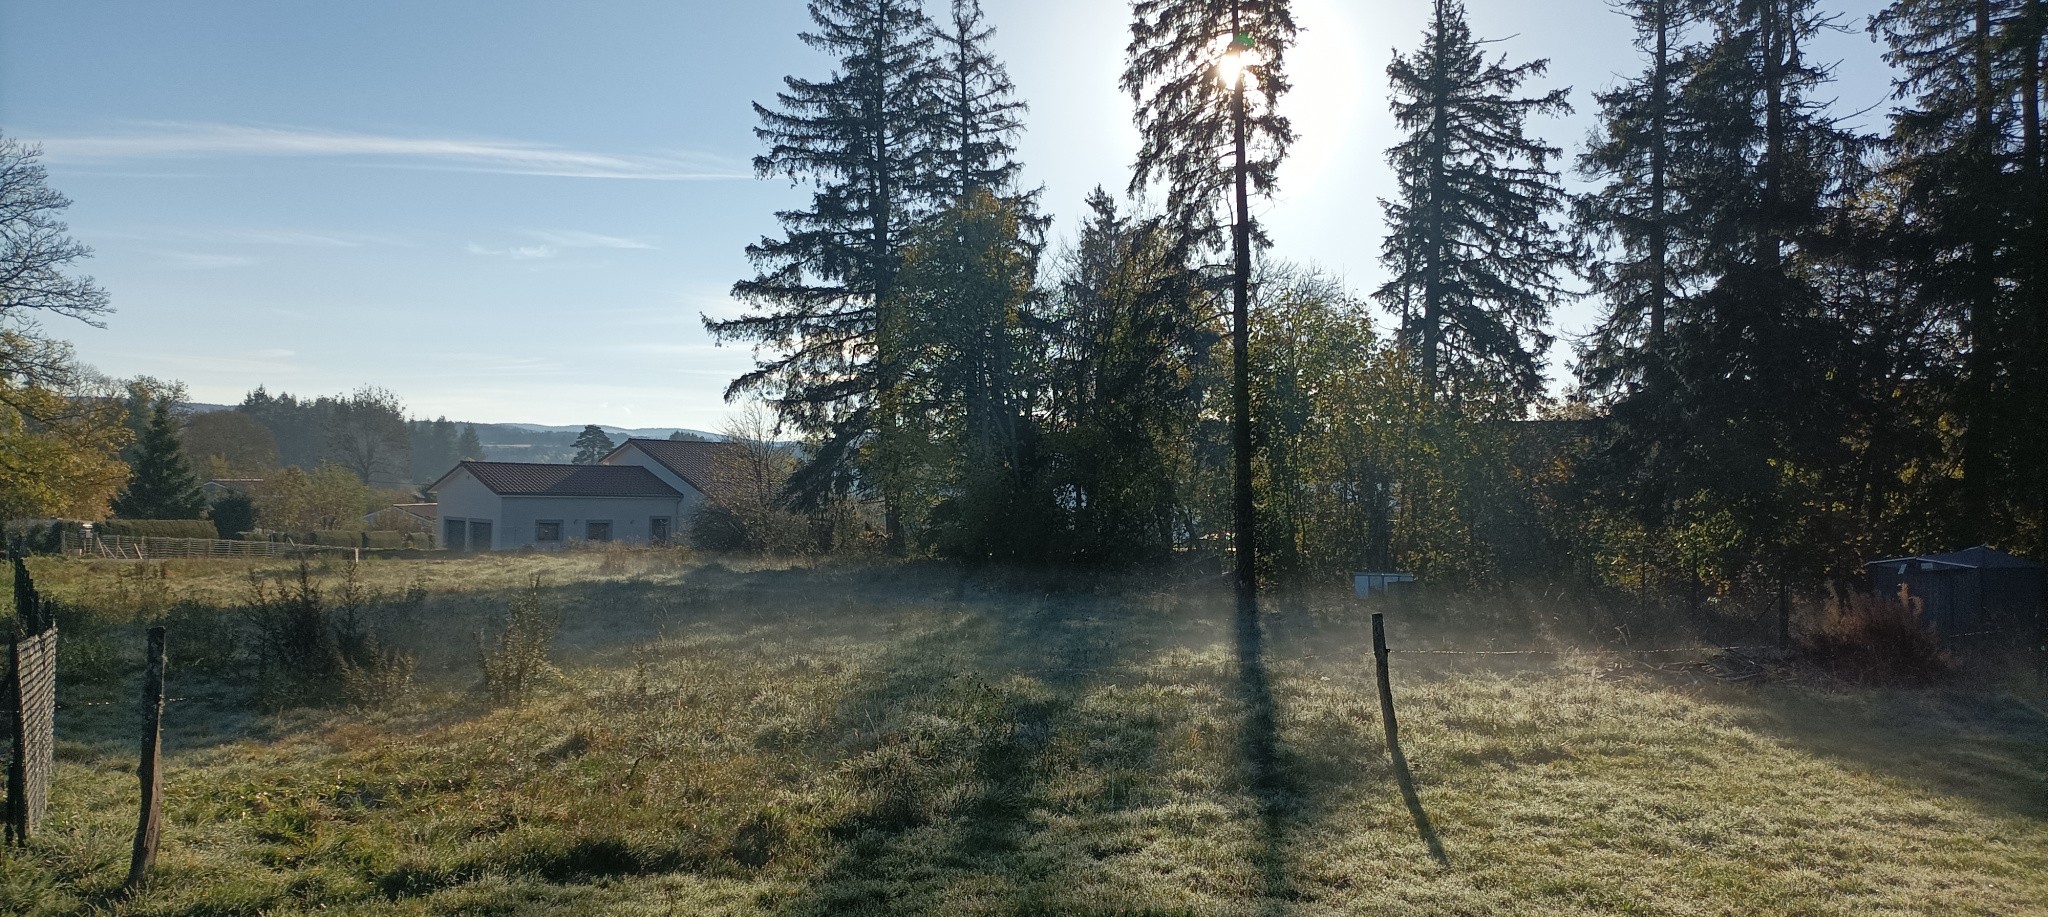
[126,626,167,891]
[1373,612,1446,864]
[1777,578,1791,649]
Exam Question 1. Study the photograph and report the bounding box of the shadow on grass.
[1236,592,1296,913]
[1714,677,2048,821]
[769,581,1178,916]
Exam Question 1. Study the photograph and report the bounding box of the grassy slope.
[0,553,2043,916]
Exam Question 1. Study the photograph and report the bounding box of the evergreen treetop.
[1376,0,1574,408]
[571,425,616,465]
[111,400,206,520]
[709,0,946,510]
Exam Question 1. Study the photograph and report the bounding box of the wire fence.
[63,533,358,560]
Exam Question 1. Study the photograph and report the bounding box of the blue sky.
[0,0,1891,430]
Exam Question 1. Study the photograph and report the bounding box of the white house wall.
[435,470,505,549]
[603,444,711,516]
[495,496,686,549]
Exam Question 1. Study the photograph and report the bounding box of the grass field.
[1,550,2044,916]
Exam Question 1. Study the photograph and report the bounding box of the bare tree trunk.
[1231,3,1259,603]
[1960,0,1999,542]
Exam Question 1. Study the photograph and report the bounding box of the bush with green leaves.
[478,576,561,704]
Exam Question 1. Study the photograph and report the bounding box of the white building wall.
[496,495,687,549]
[434,469,504,549]
[603,444,712,516]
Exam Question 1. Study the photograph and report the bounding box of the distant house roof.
[433,461,684,499]
[606,438,746,497]
[1865,545,2041,571]
[203,479,264,494]
[381,503,438,522]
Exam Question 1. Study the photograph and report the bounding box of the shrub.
[208,490,257,540]
[159,599,243,675]
[7,521,76,554]
[1799,590,1951,682]
[101,519,221,539]
[689,506,746,552]
[478,577,561,705]
[244,560,414,708]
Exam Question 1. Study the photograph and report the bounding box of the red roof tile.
[610,439,747,498]
[454,462,682,498]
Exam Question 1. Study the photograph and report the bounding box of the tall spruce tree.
[890,189,1044,558]
[1376,0,1573,410]
[1124,0,1296,600]
[1576,0,1699,395]
[1587,0,1865,585]
[111,401,205,520]
[1874,0,2039,547]
[1043,189,1217,565]
[456,424,484,462]
[708,0,943,550]
[931,0,1029,201]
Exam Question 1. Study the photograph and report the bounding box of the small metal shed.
[1353,571,1417,598]
[1864,546,2043,638]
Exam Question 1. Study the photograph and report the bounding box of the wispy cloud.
[612,342,726,356]
[99,226,410,248]
[156,251,259,270]
[148,352,299,375]
[441,352,579,377]
[527,230,656,250]
[35,122,749,181]
[467,230,655,261]
[465,242,557,260]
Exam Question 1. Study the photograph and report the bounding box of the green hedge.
[5,521,76,554]
[362,531,412,550]
[101,519,221,539]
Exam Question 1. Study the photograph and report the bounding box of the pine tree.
[890,189,1043,557]
[707,0,944,551]
[409,416,460,481]
[457,424,484,462]
[1376,0,1573,409]
[1585,0,1865,585]
[571,425,615,465]
[1124,0,1296,600]
[112,401,205,520]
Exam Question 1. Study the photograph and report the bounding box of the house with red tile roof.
[426,461,688,550]
[597,438,741,503]
[422,439,747,551]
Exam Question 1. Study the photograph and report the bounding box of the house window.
[536,521,562,543]
[586,521,613,542]
[649,517,671,545]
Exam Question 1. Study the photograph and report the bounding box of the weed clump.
[478,577,562,704]
[1799,590,1951,682]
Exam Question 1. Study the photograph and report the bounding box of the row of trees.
[236,386,484,484]
[713,0,2047,597]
